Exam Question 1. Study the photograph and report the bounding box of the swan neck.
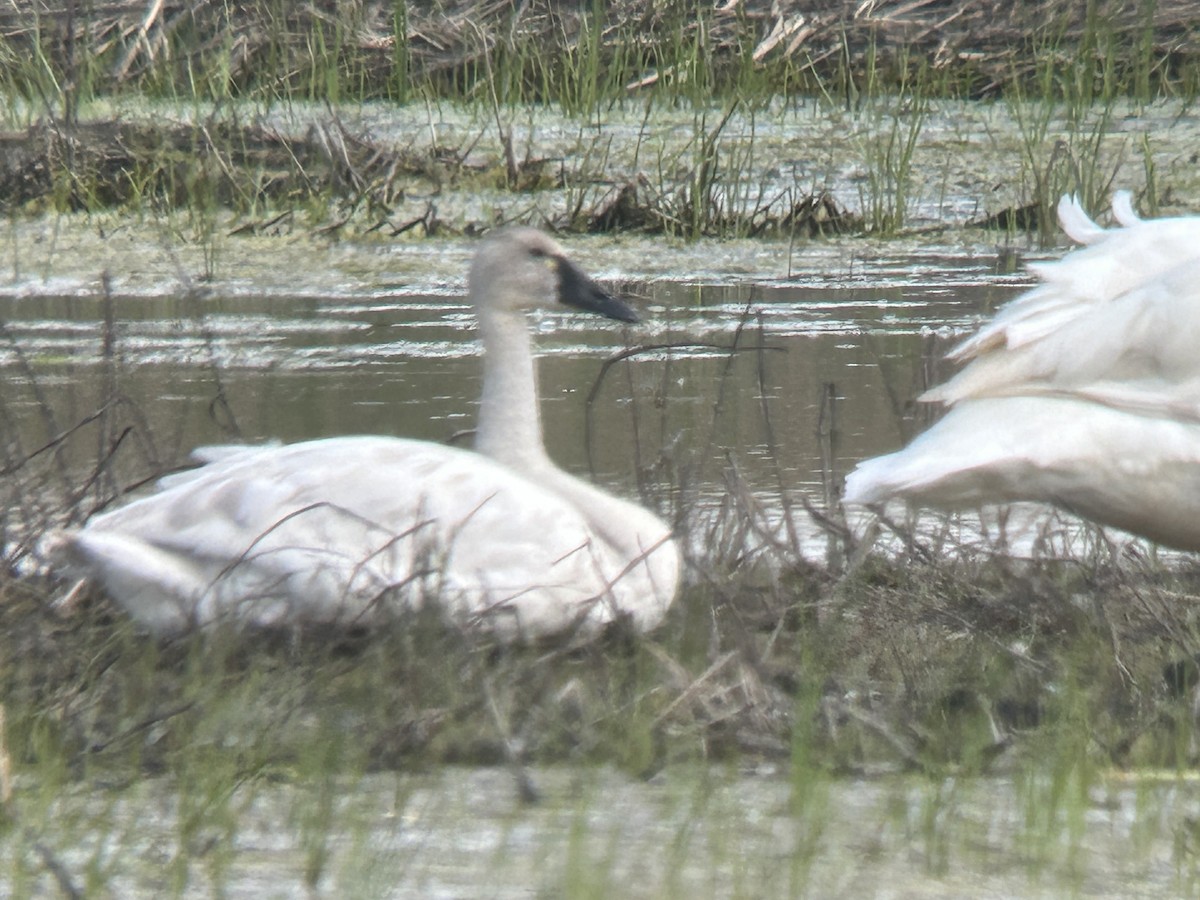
[475,307,547,468]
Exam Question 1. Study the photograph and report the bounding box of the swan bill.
[556,257,638,324]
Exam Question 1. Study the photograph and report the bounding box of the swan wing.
[845,194,1200,552]
[946,194,1200,366]
[51,436,675,640]
[925,257,1200,420]
[925,196,1200,418]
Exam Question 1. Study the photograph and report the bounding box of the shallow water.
[3,209,1177,569]
[10,765,1200,898]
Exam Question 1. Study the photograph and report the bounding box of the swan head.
[470,227,638,323]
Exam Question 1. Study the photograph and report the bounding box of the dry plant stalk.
[0,703,10,806]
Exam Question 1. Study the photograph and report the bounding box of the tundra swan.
[843,192,1200,551]
[46,228,680,641]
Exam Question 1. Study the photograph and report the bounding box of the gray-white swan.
[45,228,680,641]
[844,192,1200,552]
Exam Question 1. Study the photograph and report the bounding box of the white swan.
[45,228,680,641]
[843,192,1200,551]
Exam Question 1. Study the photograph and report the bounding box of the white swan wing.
[927,196,1200,417]
[52,436,676,640]
[948,194,1200,362]
[845,193,1200,552]
[926,257,1200,419]
[843,397,1200,551]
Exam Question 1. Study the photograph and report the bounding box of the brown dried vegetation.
[4,1,1199,100]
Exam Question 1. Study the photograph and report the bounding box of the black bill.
[556,257,638,324]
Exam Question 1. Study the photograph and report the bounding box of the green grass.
[852,80,930,235]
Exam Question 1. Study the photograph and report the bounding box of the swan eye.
[527,246,560,273]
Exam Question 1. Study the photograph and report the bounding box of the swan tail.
[1110,190,1141,227]
[1056,194,1107,245]
[42,529,203,633]
[842,445,992,509]
[1056,191,1142,245]
[842,400,1066,509]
